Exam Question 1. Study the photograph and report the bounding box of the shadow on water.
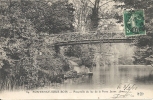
[135,72,153,84]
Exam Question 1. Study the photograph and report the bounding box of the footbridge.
[47,31,137,46]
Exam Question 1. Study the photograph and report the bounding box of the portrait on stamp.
[124,10,146,36]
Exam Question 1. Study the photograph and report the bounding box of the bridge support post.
[54,45,60,54]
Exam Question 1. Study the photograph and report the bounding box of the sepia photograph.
[0,0,153,99]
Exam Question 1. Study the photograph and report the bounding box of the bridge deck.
[43,31,137,46]
[54,39,135,46]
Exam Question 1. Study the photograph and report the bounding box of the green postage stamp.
[123,10,146,36]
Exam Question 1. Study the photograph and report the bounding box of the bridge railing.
[51,31,127,43]
[43,30,137,45]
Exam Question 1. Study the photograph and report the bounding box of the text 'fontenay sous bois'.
[32,90,117,93]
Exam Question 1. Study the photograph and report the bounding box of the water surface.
[61,65,153,90]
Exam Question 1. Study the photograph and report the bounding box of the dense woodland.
[0,0,153,90]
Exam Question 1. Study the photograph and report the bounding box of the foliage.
[64,45,82,58]
[64,45,95,68]
[0,0,72,90]
[65,70,77,78]
[22,0,75,34]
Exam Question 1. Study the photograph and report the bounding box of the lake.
[61,65,153,90]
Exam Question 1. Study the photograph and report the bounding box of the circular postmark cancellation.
[123,9,146,36]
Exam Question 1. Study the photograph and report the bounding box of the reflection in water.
[92,64,119,89]
[62,65,153,89]
[134,67,153,84]
[61,44,153,89]
[135,73,153,84]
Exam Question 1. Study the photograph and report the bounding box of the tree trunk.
[90,0,100,31]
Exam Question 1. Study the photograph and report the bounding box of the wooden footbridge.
[46,31,137,46]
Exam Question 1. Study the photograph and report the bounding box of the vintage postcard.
[0,0,153,99]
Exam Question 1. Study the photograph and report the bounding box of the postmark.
[123,10,146,36]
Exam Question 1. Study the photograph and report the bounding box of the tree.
[89,0,100,30]
[0,0,72,90]
[21,0,75,34]
[73,0,116,31]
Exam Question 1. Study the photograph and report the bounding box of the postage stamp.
[123,10,146,36]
